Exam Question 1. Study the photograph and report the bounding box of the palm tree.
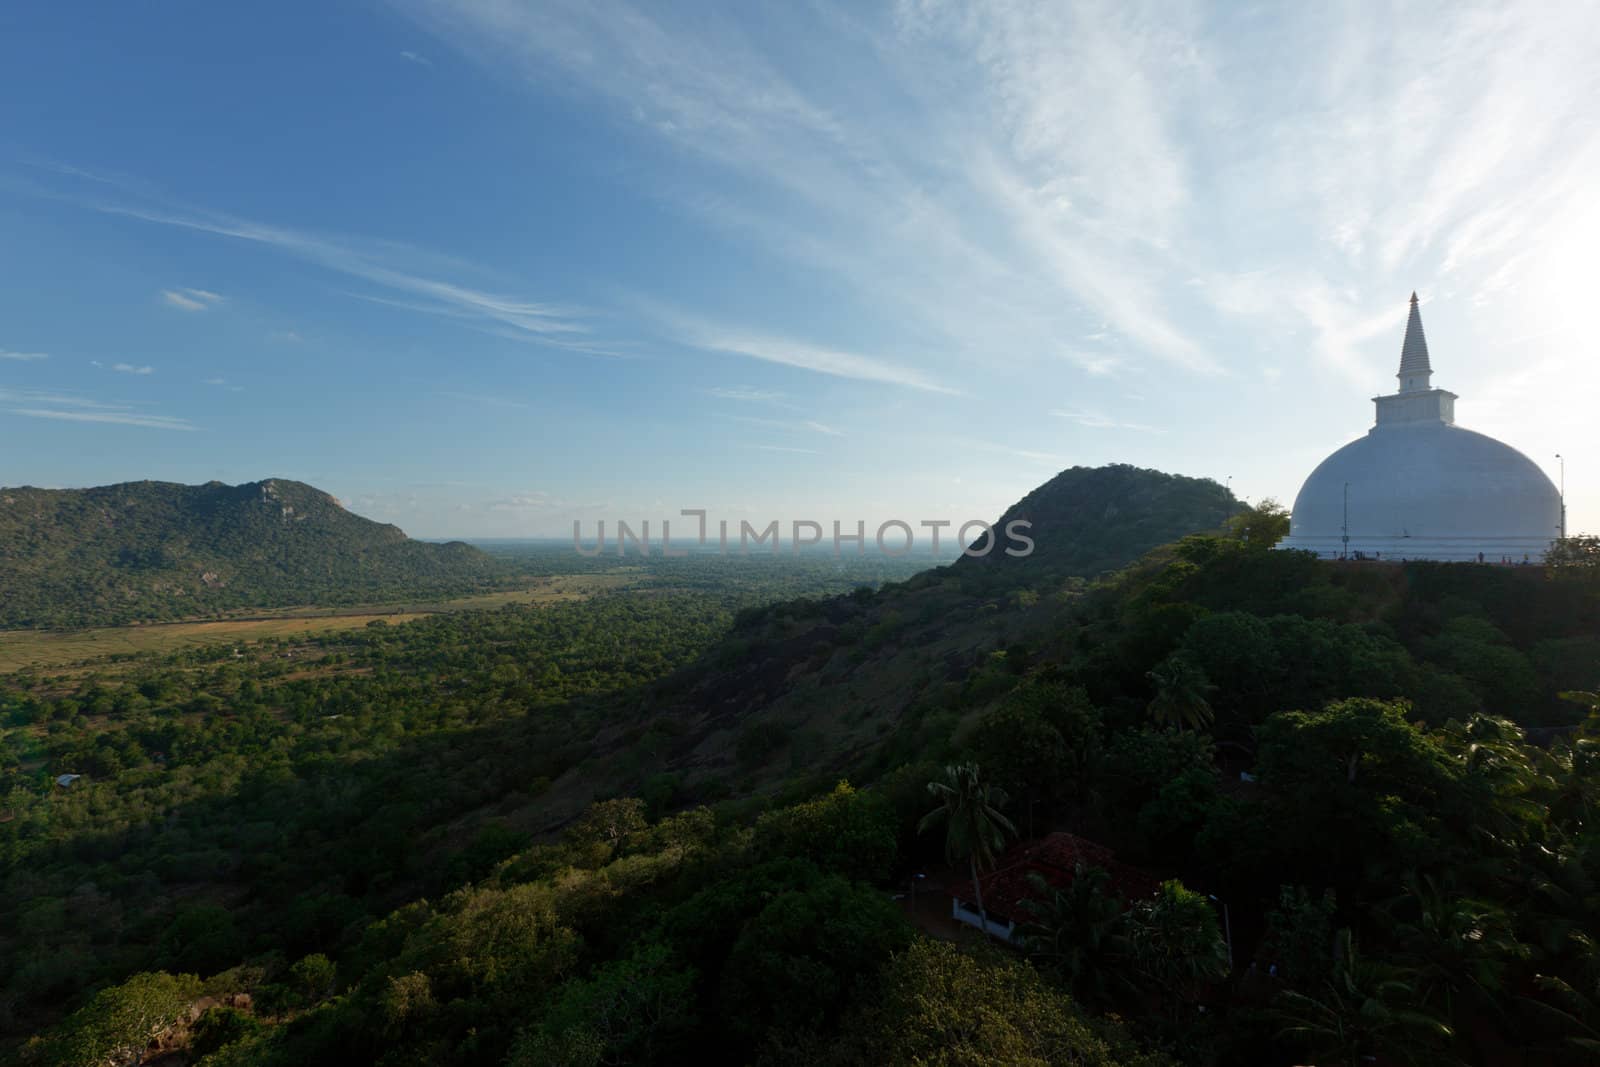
[1018,864,1133,1005]
[1273,928,1453,1067]
[1539,737,1600,833]
[919,762,1016,935]
[1146,653,1215,731]
[1518,832,1600,982]
[1382,873,1528,1030]
[1523,973,1600,1058]
[1438,715,1546,848]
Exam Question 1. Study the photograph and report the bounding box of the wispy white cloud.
[399,50,433,66]
[677,318,956,394]
[0,349,49,361]
[1060,351,1123,377]
[34,184,593,346]
[393,0,1600,411]
[0,387,194,430]
[961,437,1074,467]
[8,407,194,430]
[162,287,223,311]
[751,444,819,455]
[91,360,155,375]
[1051,408,1162,434]
[392,0,1220,380]
[717,412,846,437]
[0,388,123,411]
[481,491,604,512]
[707,386,784,403]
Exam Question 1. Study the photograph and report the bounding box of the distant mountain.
[0,478,503,628]
[960,464,1237,578]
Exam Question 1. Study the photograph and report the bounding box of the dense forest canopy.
[3,470,1599,1065]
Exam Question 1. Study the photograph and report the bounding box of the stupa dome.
[1276,294,1561,562]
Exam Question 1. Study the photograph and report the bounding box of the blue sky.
[2,1,1596,538]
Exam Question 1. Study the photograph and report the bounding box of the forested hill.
[0,478,502,628]
[628,465,1252,789]
[959,464,1237,576]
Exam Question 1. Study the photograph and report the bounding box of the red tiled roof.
[956,832,1161,924]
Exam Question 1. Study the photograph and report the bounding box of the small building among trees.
[951,831,1159,941]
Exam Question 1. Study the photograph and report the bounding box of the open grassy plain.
[0,573,642,672]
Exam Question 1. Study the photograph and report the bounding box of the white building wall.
[950,898,1017,941]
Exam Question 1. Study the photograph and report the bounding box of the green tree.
[566,798,649,863]
[188,1005,263,1060]
[1178,611,1281,728]
[157,904,243,975]
[1146,652,1215,731]
[1137,766,1221,865]
[1126,880,1229,1015]
[753,781,897,883]
[1017,865,1133,1005]
[510,941,697,1067]
[719,876,910,1043]
[1435,714,1545,848]
[918,763,1017,932]
[1258,699,1451,792]
[1540,732,1600,833]
[1422,617,1539,714]
[1383,874,1528,1030]
[1224,498,1291,551]
[834,939,1171,1066]
[288,953,337,1006]
[1273,929,1452,1067]
[45,971,201,1067]
[1545,535,1600,580]
[971,702,1067,837]
[1255,698,1464,889]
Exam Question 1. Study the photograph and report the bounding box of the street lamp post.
[1342,482,1350,560]
[1557,454,1566,540]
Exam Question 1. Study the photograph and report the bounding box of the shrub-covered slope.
[958,463,1237,578]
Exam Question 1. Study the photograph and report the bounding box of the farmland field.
[0,574,640,671]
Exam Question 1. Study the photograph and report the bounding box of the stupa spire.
[1397,291,1432,392]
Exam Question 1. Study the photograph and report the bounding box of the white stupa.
[1275,293,1562,562]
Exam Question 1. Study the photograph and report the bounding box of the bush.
[190,1004,263,1058]
[753,781,898,883]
